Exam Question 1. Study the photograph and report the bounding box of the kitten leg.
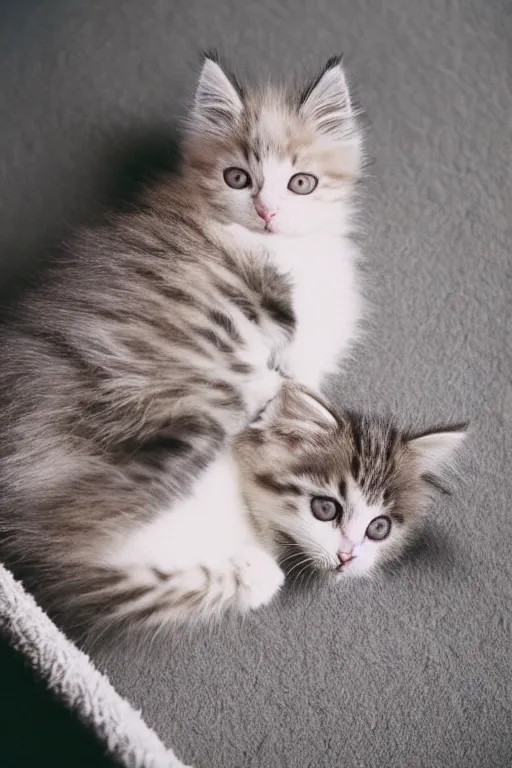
[161,547,284,617]
[97,548,284,628]
[230,545,285,611]
[234,321,285,419]
[287,358,324,393]
[276,239,362,393]
[94,452,283,628]
[275,331,330,392]
[277,348,324,393]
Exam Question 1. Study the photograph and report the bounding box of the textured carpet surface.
[1,1,511,767]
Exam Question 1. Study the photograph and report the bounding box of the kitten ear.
[191,54,243,137]
[250,395,281,431]
[300,56,355,140]
[287,389,339,431]
[251,384,338,440]
[408,426,467,477]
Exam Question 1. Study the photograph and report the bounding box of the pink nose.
[255,201,278,224]
[338,551,353,564]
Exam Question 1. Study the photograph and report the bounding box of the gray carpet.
[1,1,511,767]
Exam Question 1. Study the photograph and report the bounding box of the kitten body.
[0,57,464,639]
[100,450,284,627]
[0,56,364,636]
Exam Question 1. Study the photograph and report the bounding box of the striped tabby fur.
[0,55,369,639]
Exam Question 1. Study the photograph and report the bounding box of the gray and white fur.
[0,57,463,639]
[0,55,364,635]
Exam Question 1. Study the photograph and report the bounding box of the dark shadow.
[98,126,183,214]
[382,521,456,578]
[0,637,118,768]
[0,126,183,315]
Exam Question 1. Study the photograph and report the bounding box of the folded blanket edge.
[0,562,192,768]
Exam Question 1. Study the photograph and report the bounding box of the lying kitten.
[0,384,464,636]
[237,385,466,580]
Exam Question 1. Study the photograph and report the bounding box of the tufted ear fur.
[190,54,243,138]
[299,56,356,141]
[250,383,338,444]
[408,426,467,478]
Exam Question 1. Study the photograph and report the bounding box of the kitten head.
[183,53,362,236]
[235,384,466,578]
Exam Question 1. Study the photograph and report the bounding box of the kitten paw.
[233,547,285,611]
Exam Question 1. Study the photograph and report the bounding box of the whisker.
[286,556,315,578]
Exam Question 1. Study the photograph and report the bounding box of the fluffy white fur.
[104,451,284,624]
[0,59,465,636]
[232,228,361,389]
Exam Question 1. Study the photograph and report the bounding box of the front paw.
[232,547,285,611]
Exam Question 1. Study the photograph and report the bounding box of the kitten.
[0,55,363,636]
[1,382,465,637]
[236,385,466,579]
[184,52,364,389]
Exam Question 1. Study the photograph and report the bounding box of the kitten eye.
[288,173,318,195]
[365,516,392,541]
[311,496,341,522]
[224,167,251,190]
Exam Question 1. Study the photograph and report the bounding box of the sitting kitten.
[1,384,464,636]
[184,52,364,389]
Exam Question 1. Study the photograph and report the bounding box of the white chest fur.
[227,226,362,390]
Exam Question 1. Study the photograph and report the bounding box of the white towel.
[0,563,192,768]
